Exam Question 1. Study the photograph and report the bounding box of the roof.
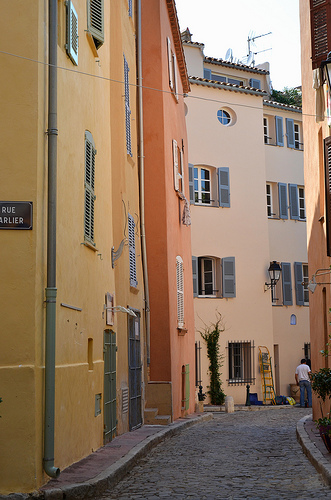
[182,40,205,48]
[263,100,302,113]
[204,56,269,75]
[189,76,267,97]
[166,0,190,94]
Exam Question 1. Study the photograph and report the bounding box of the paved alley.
[98,408,330,500]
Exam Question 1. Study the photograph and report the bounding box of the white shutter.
[167,37,174,90]
[176,256,184,328]
[66,1,78,65]
[173,139,179,191]
[179,148,184,193]
[173,53,178,101]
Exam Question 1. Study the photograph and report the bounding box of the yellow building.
[0,0,146,494]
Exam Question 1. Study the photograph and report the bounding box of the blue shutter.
[275,116,284,146]
[222,257,236,298]
[218,167,230,207]
[249,78,261,89]
[278,183,288,219]
[282,262,292,306]
[128,0,132,17]
[204,68,212,79]
[124,56,132,156]
[128,214,138,287]
[188,163,195,204]
[294,262,304,306]
[66,1,78,65]
[286,118,295,148]
[192,256,198,297]
[289,184,299,220]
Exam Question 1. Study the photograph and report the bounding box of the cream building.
[182,32,310,405]
[0,0,146,494]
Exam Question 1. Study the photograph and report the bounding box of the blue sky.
[175,0,301,90]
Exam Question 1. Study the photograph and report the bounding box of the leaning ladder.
[258,346,276,404]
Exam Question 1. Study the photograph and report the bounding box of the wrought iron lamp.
[264,261,281,301]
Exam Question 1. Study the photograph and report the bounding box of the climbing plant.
[199,312,226,405]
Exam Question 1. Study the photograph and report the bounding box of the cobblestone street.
[98,408,330,499]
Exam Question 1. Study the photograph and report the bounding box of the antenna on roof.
[247,31,272,66]
[225,48,233,62]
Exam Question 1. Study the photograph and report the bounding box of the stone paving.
[98,408,330,499]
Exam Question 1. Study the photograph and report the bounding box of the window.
[189,165,230,207]
[286,119,303,149]
[294,123,301,149]
[173,140,184,193]
[266,184,273,217]
[267,183,305,220]
[87,0,104,50]
[66,1,78,65]
[84,131,96,246]
[217,109,231,125]
[192,256,235,298]
[249,78,261,89]
[167,37,178,100]
[289,184,306,220]
[310,0,331,70]
[294,262,309,306]
[298,187,306,220]
[176,256,184,328]
[128,214,137,287]
[263,117,269,144]
[124,55,132,156]
[227,341,255,385]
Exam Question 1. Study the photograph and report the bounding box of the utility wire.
[0,48,319,119]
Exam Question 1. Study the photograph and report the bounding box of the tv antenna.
[247,31,272,65]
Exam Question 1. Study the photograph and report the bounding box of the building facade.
[141,0,196,421]
[183,33,310,404]
[0,0,146,494]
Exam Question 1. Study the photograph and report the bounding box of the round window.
[217,109,231,125]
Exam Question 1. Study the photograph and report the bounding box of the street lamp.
[321,52,331,89]
[264,261,281,301]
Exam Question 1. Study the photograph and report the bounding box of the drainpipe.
[137,0,151,365]
[44,0,60,478]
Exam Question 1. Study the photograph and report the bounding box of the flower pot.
[319,425,331,453]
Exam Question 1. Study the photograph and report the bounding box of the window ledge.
[82,240,98,252]
[177,327,187,336]
[130,285,139,294]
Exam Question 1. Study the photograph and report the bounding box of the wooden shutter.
[176,256,184,327]
[286,118,295,148]
[84,131,96,245]
[128,214,138,287]
[278,183,288,219]
[167,37,174,90]
[218,167,230,207]
[289,184,299,220]
[294,262,304,306]
[128,0,133,17]
[222,257,236,298]
[124,56,132,156]
[173,140,179,191]
[282,262,293,306]
[188,163,195,204]
[66,1,78,65]
[192,256,198,297]
[249,78,261,89]
[87,0,104,49]
[310,0,331,69]
[324,136,331,255]
[275,116,284,146]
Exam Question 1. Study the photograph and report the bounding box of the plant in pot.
[311,330,331,452]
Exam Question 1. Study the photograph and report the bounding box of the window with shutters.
[66,1,78,65]
[176,256,184,328]
[227,341,255,385]
[128,214,137,287]
[310,0,331,69]
[87,0,104,51]
[289,184,306,220]
[172,139,184,193]
[192,256,235,298]
[275,116,284,147]
[84,131,96,246]
[294,262,309,306]
[286,119,303,150]
[124,55,132,156]
[266,183,273,217]
[167,37,178,101]
[263,117,269,144]
[324,136,331,256]
[189,165,230,207]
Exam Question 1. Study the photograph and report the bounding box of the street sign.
[0,201,33,230]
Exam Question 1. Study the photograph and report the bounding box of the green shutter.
[282,262,293,306]
[294,262,304,306]
[222,257,236,298]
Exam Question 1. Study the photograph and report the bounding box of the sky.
[175,0,301,91]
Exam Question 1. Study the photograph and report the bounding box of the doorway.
[128,312,142,430]
[104,329,117,443]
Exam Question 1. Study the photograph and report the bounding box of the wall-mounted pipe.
[44,0,60,479]
[137,0,151,365]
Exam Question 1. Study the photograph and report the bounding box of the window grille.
[227,341,255,385]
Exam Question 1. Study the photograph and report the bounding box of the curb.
[1,413,212,500]
[296,414,331,486]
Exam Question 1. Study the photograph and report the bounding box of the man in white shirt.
[295,359,312,408]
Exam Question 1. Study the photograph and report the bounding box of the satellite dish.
[247,52,254,66]
[225,48,233,62]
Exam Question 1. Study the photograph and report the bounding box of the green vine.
[199,312,226,405]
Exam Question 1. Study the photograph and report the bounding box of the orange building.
[299,0,331,418]
[141,0,196,421]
